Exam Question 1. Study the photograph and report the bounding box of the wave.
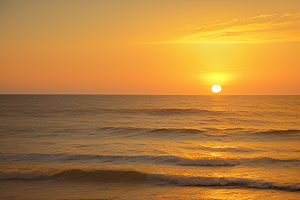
[76,107,226,115]
[1,168,299,192]
[117,108,226,115]
[0,169,147,182]
[2,153,300,167]
[0,153,239,166]
[51,169,147,182]
[100,126,300,138]
[249,157,300,163]
[3,107,226,116]
[256,129,300,135]
[147,128,206,134]
[175,157,238,166]
[99,126,237,135]
[0,170,49,180]
[148,174,300,192]
[100,126,207,132]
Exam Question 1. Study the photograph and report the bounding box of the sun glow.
[212,85,222,93]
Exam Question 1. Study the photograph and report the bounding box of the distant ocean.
[0,95,299,200]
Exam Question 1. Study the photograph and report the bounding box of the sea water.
[0,95,299,199]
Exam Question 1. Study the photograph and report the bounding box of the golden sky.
[0,0,299,94]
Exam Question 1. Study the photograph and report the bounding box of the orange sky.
[0,0,299,95]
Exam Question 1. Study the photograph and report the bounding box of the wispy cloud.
[171,13,300,43]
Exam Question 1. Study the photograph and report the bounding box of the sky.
[0,0,299,95]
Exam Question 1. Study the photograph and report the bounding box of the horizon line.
[0,94,299,96]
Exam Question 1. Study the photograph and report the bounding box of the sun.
[212,85,222,93]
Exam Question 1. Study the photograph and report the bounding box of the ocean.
[0,95,299,200]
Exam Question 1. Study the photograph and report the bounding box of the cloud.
[171,13,300,43]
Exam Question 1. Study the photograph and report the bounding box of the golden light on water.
[212,85,222,93]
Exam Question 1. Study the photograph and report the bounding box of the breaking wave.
[1,168,299,192]
[148,173,300,192]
